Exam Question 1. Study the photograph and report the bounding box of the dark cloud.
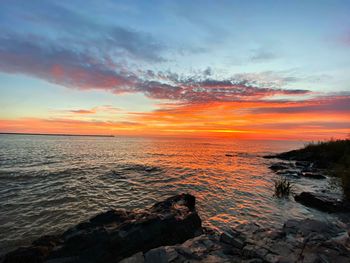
[70,109,95,114]
[252,96,350,114]
[0,1,165,63]
[0,34,137,91]
[0,34,311,104]
[105,26,165,62]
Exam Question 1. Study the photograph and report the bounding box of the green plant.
[274,177,293,198]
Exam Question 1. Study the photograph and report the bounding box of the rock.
[283,219,344,239]
[44,257,77,263]
[294,192,349,213]
[264,253,281,263]
[245,259,263,263]
[242,244,259,259]
[269,163,291,171]
[144,247,167,263]
[276,170,301,179]
[4,194,202,263]
[119,252,144,263]
[295,161,310,168]
[220,232,245,249]
[3,246,51,263]
[301,172,326,179]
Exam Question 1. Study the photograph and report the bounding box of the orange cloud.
[1,96,348,140]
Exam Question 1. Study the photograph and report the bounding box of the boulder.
[294,192,349,213]
[3,194,202,263]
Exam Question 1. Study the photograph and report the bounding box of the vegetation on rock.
[274,139,350,200]
[274,177,293,198]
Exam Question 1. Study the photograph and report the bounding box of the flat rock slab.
[3,194,202,263]
[294,192,350,213]
[121,218,350,263]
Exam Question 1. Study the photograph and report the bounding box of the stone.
[294,192,349,213]
[283,219,344,239]
[242,245,259,259]
[245,259,263,263]
[269,163,291,171]
[264,253,281,263]
[119,252,144,263]
[301,172,326,179]
[3,246,51,263]
[220,232,245,249]
[44,257,77,263]
[164,247,178,262]
[144,247,167,263]
[4,194,202,263]
[276,170,301,179]
[295,161,310,168]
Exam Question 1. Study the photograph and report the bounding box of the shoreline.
[2,140,350,262]
[2,194,350,263]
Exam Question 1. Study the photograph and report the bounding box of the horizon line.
[0,132,115,138]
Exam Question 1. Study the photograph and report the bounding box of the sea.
[0,134,342,255]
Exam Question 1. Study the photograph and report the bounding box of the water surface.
[0,135,340,255]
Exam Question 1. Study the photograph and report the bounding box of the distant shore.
[0,132,114,138]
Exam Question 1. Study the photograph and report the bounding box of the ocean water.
[0,135,340,255]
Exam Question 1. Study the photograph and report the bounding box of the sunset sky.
[0,0,349,139]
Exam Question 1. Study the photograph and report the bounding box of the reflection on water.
[0,135,338,254]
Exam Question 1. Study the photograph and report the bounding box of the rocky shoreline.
[2,193,350,263]
[265,149,350,214]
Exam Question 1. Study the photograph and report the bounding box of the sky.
[0,0,349,140]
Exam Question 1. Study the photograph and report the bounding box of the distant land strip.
[0,132,114,137]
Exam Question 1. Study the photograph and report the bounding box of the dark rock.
[4,194,202,263]
[144,247,168,263]
[294,192,349,213]
[220,232,245,249]
[263,155,278,159]
[295,160,310,168]
[119,252,144,263]
[269,162,291,172]
[3,246,51,263]
[301,172,326,179]
[283,218,344,238]
[276,170,301,179]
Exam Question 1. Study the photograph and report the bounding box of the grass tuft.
[274,177,293,198]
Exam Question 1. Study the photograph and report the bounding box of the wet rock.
[276,170,301,179]
[220,231,245,249]
[3,194,202,263]
[269,163,291,171]
[294,192,349,213]
[301,172,326,179]
[295,161,310,168]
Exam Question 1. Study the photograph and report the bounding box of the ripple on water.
[0,135,342,255]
